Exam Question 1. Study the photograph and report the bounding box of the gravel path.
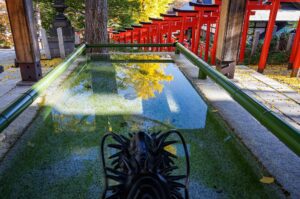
[0,49,16,66]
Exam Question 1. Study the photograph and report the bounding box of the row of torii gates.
[4,0,300,83]
[110,0,300,77]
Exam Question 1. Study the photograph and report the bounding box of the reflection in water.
[115,55,173,100]
[48,58,208,129]
[141,64,208,129]
[52,109,96,133]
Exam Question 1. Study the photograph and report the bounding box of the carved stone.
[48,0,75,58]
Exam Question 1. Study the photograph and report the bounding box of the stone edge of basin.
[0,59,84,164]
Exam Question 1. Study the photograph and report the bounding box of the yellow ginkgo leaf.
[260,176,275,184]
[164,145,177,155]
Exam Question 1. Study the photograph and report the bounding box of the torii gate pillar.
[5,0,42,82]
[215,0,246,79]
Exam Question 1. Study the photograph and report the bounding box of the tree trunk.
[85,0,108,53]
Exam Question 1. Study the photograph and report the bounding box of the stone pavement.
[234,65,300,131]
[0,48,56,161]
[0,49,51,112]
[0,58,82,162]
[0,49,16,66]
[172,53,300,198]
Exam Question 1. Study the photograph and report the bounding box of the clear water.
[0,54,282,198]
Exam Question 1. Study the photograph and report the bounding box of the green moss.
[181,111,281,198]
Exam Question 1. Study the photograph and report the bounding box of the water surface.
[0,54,282,198]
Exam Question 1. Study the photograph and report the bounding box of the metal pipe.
[175,42,300,155]
[0,44,86,133]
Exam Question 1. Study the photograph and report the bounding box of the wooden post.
[216,0,247,79]
[57,28,65,58]
[41,28,51,59]
[291,44,300,77]
[5,0,42,82]
[251,30,260,56]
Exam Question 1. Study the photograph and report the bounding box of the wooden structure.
[5,0,42,82]
[215,0,246,78]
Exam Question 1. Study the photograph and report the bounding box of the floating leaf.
[164,145,176,155]
[27,141,35,148]
[223,135,232,142]
[260,176,275,184]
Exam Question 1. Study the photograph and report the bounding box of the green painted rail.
[175,42,300,156]
[0,44,86,133]
[86,43,175,48]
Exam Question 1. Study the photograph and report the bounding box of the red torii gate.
[124,27,134,43]
[239,0,267,63]
[160,14,182,50]
[239,0,300,75]
[189,2,220,62]
[131,24,144,44]
[149,17,171,51]
[139,22,154,43]
[173,8,198,50]
[111,31,120,43]
[257,0,281,73]
[109,0,300,77]
[290,18,300,77]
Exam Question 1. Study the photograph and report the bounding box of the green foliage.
[34,0,56,30]
[243,37,290,65]
[35,0,173,30]
[0,3,13,48]
[65,0,85,30]
[133,0,173,22]
[34,0,84,30]
[108,0,140,29]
